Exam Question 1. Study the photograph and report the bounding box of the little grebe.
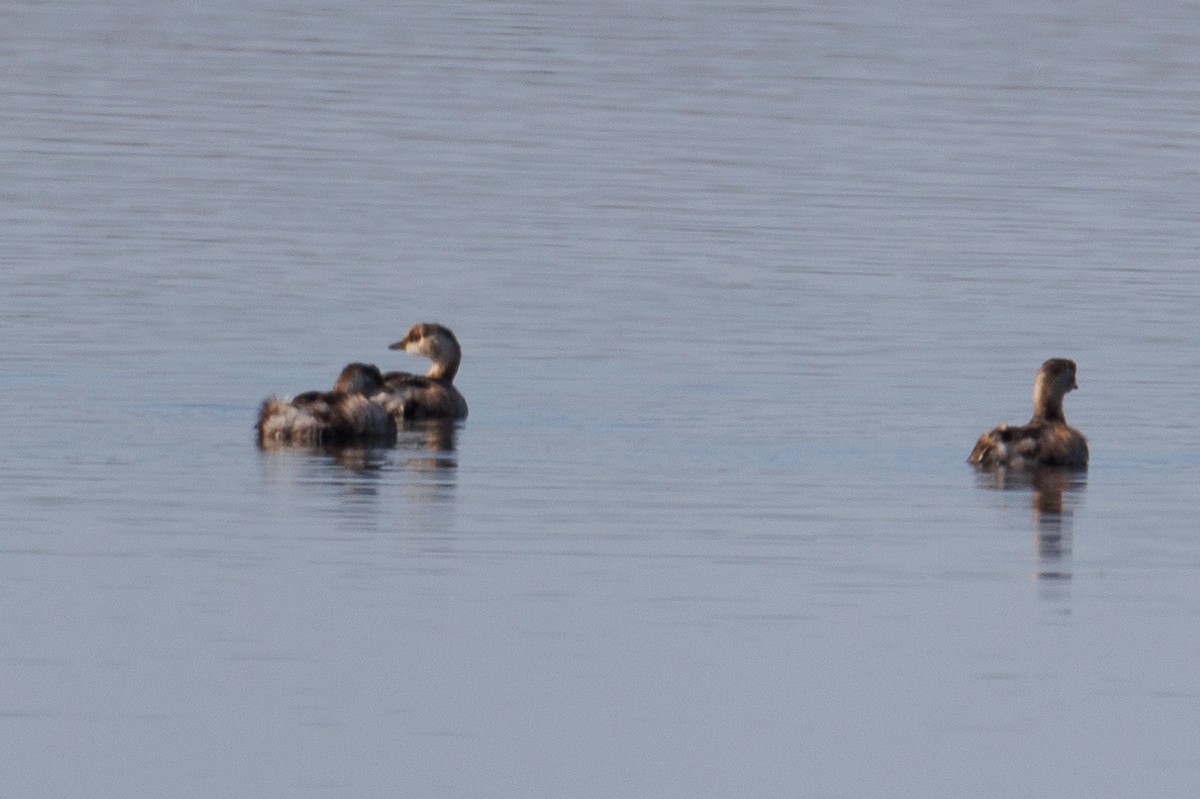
[375,323,469,421]
[256,362,397,446]
[968,358,1088,470]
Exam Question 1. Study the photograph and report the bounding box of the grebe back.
[257,362,397,446]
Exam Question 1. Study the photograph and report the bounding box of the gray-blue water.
[4,1,1200,796]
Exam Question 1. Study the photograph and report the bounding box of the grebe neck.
[427,353,459,382]
[1032,373,1066,422]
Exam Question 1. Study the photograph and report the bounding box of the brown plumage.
[256,362,397,446]
[968,358,1089,470]
[376,323,469,421]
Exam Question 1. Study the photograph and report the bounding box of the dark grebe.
[969,358,1089,470]
[256,362,398,446]
[375,323,469,421]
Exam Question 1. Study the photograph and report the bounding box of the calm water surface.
[4,0,1200,796]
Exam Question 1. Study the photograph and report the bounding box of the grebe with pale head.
[375,322,469,421]
[968,358,1089,470]
[256,362,398,446]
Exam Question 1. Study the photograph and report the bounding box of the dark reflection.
[257,441,393,528]
[395,419,459,475]
[974,466,1087,594]
[257,438,394,473]
[391,420,460,521]
[256,421,461,531]
[256,420,458,475]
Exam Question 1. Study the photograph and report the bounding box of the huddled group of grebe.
[257,330,1087,472]
[256,322,468,448]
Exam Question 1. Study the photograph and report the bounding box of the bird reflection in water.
[256,418,457,468]
[257,437,394,472]
[973,466,1086,595]
[257,419,459,526]
[396,418,458,474]
[389,419,459,521]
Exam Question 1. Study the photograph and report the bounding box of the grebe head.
[1032,358,1079,421]
[389,323,462,381]
[333,362,387,395]
[389,323,460,359]
[1035,358,1078,397]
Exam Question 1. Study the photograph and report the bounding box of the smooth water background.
[4,1,1200,796]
